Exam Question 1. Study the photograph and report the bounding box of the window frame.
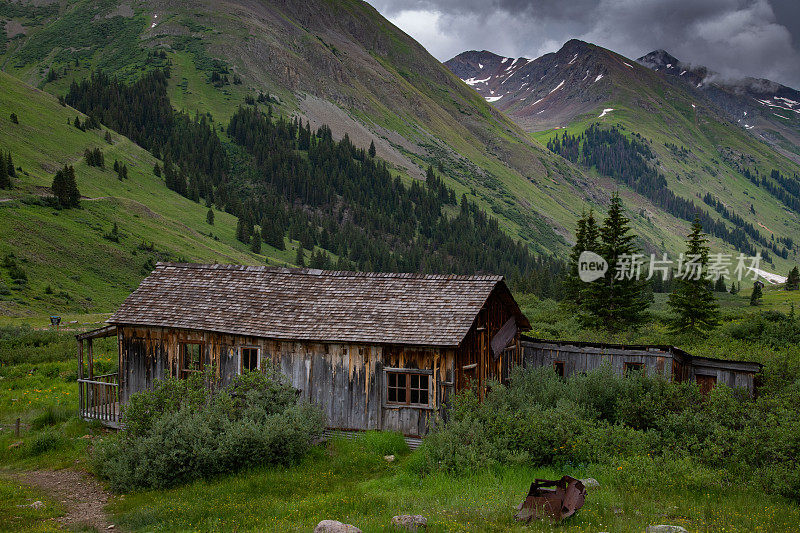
[180,341,205,379]
[624,362,645,376]
[239,346,261,374]
[383,368,433,409]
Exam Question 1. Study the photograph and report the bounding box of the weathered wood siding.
[522,341,673,379]
[521,340,760,395]
[117,326,455,436]
[454,287,523,396]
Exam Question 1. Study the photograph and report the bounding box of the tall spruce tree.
[0,153,9,189]
[563,209,599,304]
[786,266,800,291]
[250,232,262,254]
[581,194,648,330]
[206,208,214,225]
[750,282,763,306]
[667,218,719,335]
[6,153,15,178]
[51,165,80,207]
[295,246,306,267]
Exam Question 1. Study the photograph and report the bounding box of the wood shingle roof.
[108,263,528,346]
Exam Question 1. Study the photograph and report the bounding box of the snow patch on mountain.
[464,76,491,86]
[623,62,634,68]
[568,53,578,65]
[549,80,565,94]
[598,108,614,118]
[485,95,503,102]
[594,74,604,82]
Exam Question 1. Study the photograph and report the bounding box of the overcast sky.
[367,0,800,89]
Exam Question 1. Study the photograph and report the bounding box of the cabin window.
[385,370,431,407]
[553,361,565,378]
[624,362,644,376]
[180,342,204,378]
[240,347,260,373]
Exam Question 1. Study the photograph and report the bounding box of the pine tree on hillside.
[714,276,727,293]
[295,246,306,268]
[786,266,800,291]
[729,281,739,295]
[667,218,719,335]
[563,209,599,304]
[368,140,376,158]
[6,153,15,178]
[582,194,648,330]
[250,232,261,254]
[750,282,763,306]
[206,208,214,225]
[0,154,9,189]
[51,165,80,207]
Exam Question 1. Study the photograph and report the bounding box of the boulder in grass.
[646,526,688,533]
[390,515,427,530]
[314,520,362,533]
[580,478,600,489]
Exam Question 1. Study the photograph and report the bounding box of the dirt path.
[16,469,114,531]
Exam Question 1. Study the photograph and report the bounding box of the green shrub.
[94,368,325,492]
[28,431,67,456]
[413,364,800,503]
[31,405,72,430]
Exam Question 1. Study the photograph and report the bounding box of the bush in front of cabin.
[93,368,325,492]
[411,363,800,503]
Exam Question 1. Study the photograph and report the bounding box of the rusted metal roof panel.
[108,263,511,346]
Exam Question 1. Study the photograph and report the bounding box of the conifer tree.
[714,276,727,292]
[153,163,161,177]
[581,194,648,330]
[786,266,800,291]
[750,282,763,306]
[250,232,261,254]
[295,246,305,267]
[51,165,80,207]
[563,209,599,304]
[0,154,9,189]
[667,218,719,334]
[368,140,376,158]
[10,113,18,124]
[206,208,214,225]
[6,153,15,178]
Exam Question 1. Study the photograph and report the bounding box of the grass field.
[2,287,799,531]
[0,71,303,317]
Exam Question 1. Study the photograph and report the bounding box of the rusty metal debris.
[515,476,586,523]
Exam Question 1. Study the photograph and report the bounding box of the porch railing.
[78,372,120,427]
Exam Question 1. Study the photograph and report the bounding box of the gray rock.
[391,515,427,530]
[384,454,395,462]
[314,520,362,533]
[646,526,688,533]
[580,477,600,489]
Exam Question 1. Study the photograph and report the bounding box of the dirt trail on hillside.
[16,469,114,531]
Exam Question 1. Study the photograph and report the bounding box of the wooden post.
[14,418,20,437]
[78,339,84,419]
[87,338,94,380]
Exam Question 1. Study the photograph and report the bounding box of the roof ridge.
[154,262,504,281]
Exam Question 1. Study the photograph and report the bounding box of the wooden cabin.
[522,338,761,396]
[77,263,531,436]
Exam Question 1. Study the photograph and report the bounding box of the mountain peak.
[637,49,681,70]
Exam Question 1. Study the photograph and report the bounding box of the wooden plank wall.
[117,326,455,436]
[521,341,674,379]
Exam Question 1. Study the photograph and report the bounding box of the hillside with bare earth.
[2,1,800,287]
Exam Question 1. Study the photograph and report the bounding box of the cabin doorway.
[696,374,717,396]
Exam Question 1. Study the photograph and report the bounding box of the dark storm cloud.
[368,0,800,88]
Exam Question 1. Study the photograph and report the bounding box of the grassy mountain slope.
[0,0,590,255]
[448,41,800,274]
[0,71,300,317]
